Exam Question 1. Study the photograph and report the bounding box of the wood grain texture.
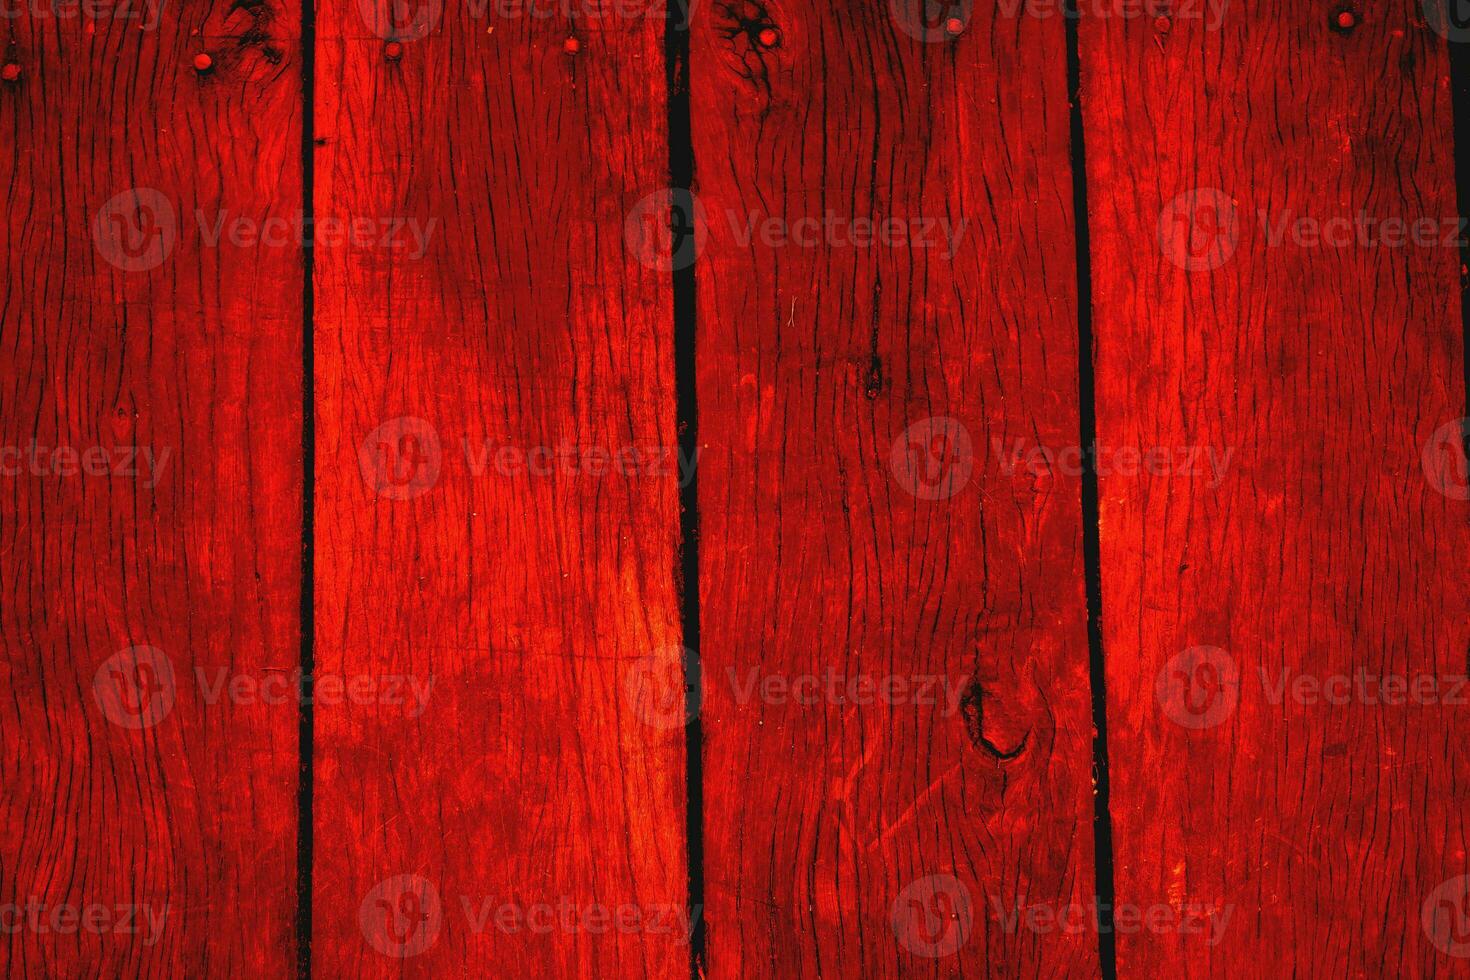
[690,1,1100,975]
[1079,1,1470,974]
[0,0,303,974]
[310,4,689,975]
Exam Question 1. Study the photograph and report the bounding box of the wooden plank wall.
[1,0,1467,976]
[688,0,1099,976]
[311,0,688,974]
[1079,1,1470,975]
[0,0,304,974]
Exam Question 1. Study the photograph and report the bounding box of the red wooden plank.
[1079,1,1470,973]
[0,4,303,975]
[311,4,689,975]
[690,2,1101,974]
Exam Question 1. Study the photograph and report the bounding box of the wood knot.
[715,0,783,86]
[960,678,1029,762]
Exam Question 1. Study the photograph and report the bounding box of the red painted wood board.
[690,2,1101,975]
[0,0,1467,976]
[0,2,304,974]
[1079,1,1470,974]
[310,2,689,975]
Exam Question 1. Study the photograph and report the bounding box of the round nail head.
[943,16,964,36]
[193,53,213,72]
[757,27,778,47]
[385,40,403,60]
[1335,9,1356,30]
[563,36,579,54]
[0,63,18,83]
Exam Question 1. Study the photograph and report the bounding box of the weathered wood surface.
[311,1,689,974]
[0,0,305,973]
[1079,2,1470,975]
[3,0,1469,976]
[691,1,1100,975]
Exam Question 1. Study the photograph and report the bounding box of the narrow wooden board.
[1079,1,1470,973]
[690,2,1101,974]
[311,4,689,975]
[0,1,304,974]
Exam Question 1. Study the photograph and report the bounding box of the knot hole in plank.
[715,0,784,86]
[960,677,1031,763]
